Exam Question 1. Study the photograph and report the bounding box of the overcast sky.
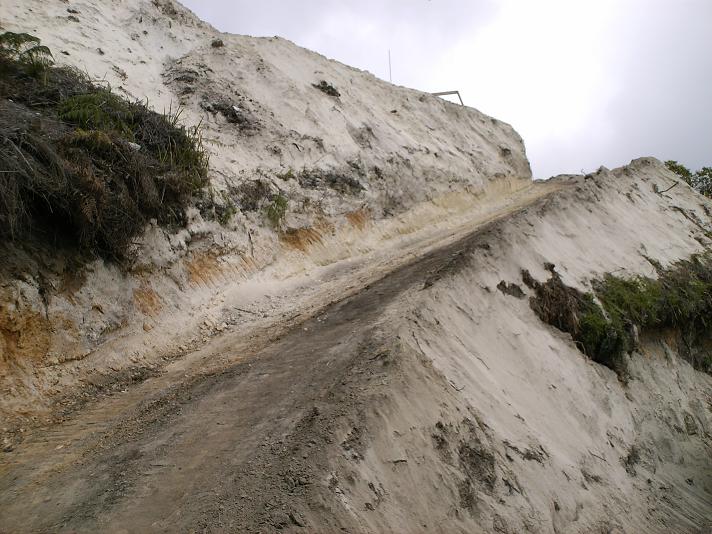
[182,0,712,178]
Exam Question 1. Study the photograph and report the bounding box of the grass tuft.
[266,194,288,228]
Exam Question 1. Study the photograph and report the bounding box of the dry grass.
[346,208,370,230]
[133,284,163,316]
[185,252,223,286]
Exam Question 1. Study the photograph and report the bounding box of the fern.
[0,32,41,53]
[58,92,135,136]
[0,31,54,78]
[20,45,54,67]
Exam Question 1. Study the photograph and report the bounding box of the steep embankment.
[0,0,530,423]
[310,159,712,533]
[1,160,710,533]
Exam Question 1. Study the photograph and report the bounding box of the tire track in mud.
[0,183,565,533]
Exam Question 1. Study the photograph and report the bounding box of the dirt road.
[0,182,563,533]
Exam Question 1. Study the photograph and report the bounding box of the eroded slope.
[0,0,531,424]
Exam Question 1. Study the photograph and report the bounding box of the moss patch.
[527,255,712,379]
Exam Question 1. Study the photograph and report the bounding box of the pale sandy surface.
[1,160,711,533]
[0,1,710,532]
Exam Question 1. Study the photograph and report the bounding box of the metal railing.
[431,90,464,106]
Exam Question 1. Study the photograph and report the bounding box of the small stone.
[143,322,153,332]
[211,38,225,48]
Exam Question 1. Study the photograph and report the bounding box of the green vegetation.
[576,293,628,374]
[526,267,630,377]
[527,256,712,379]
[595,256,712,374]
[276,168,295,181]
[665,160,712,198]
[0,31,53,78]
[266,194,288,227]
[216,192,237,226]
[0,32,208,260]
[58,92,136,135]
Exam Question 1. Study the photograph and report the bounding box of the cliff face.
[0,0,530,418]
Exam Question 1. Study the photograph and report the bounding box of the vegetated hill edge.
[525,253,712,379]
[0,31,208,261]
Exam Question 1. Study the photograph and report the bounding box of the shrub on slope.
[0,32,208,261]
[526,255,712,379]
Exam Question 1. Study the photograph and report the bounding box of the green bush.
[0,32,208,260]
[596,258,712,333]
[577,294,628,374]
[595,275,662,326]
[666,160,712,198]
[696,167,712,197]
[266,194,288,227]
[527,255,712,378]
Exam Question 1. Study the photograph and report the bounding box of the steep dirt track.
[0,183,563,533]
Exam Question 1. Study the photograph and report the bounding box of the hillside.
[0,0,530,422]
[0,1,711,533]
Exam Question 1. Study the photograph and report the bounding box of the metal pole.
[388,49,392,83]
